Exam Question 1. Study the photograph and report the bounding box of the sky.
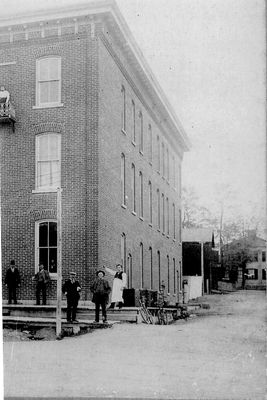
[0,0,266,230]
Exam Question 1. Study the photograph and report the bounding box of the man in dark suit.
[5,260,21,304]
[62,271,81,323]
[34,264,51,305]
[90,269,111,323]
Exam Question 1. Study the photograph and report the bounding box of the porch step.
[2,305,140,323]
[2,315,118,328]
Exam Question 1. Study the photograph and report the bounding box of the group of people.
[5,261,51,305]
[4,260,127,324]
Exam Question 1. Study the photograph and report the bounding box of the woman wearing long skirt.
[105,264,127,309]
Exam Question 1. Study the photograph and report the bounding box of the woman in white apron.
[105,264,127,309]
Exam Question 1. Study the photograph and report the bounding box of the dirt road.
[3,290,266,399]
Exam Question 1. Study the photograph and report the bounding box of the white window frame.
[35,219,57,276]
[121,153,126,207]
[35,133,61,192]
[35,56,62,108]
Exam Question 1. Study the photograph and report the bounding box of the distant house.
[182,228,219,300]
[222,230,266,290]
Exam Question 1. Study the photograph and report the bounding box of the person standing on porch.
[90,269,111,323]
[5,260,21,304]
[62,271,81,323]
[34,264,51,305]
[105,264,127,309]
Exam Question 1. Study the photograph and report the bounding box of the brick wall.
[1,31,98,302]
[98,37,182,304]
[1,19,184,305]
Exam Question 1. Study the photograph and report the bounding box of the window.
[139,171,143,218]
[179,209,182,242]
[178,165,181,195]
[131,100,136,143]
[166,197,170,235]
[173,203,176,239]
[127,254,133,288]
[173,258,176,294]
[157,136,160,172]
[121,153,126,206]
[148,181,152,225]
[121,233,126,271]
[149,247,153,289]
[140,243,144,288]
[262,251,266,262]
[139,112,143,153]
[131,164,136,213]
[167,255,170,294]
[121,85,126,133]
[36,133,61,190]
[148,124,152,164]
[162,143,165,178]
[262,269,266,280]
[245,268,258,280]
[36,57,61,107]
[167,148,171,182]
[162,193,165,234]
[252,251,258,262]
[36,221,57,273]
[158,251,161,290]
[157,189,160,230]
[173,156,176,188]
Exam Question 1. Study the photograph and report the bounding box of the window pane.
[40,82,49,103]
[49,81,60,103]
[39,59,50,80]
[49,248,57,273]
[48,135,59,160]
[51,161,60,186]
[38,135,49,160]
[38,161,50,187]
[39,222,48,246]
[39,248,48,269]
[49,58,60,80]
[49,222,57,246]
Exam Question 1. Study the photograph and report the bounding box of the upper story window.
[121,85,126,133]
[36,57,61,107]
[157,136,160,173]
[139,111,143,154]
[262,251,266,262]
[148,124,152,164]
[131,163,136,214]
[166,148,170,181]
[36,133,61,191]
[121,153,126,207]
[139,171,144,218]
[148,181,152,225]
[131,100,136,144]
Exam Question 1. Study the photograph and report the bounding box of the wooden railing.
[0,101,16,121]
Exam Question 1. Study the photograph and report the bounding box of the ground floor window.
[262,269,266,280]
[245,268,258,280]
[36,220,57,273]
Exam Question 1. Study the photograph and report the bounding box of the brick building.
[0,1,190,305]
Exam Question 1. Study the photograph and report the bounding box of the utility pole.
[56,187,62,339]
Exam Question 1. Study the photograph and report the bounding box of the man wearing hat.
[5,260,21,304]
[62,271,81,323]
[90,269,111,323]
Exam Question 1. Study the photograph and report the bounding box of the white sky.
[1,0,266,225]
